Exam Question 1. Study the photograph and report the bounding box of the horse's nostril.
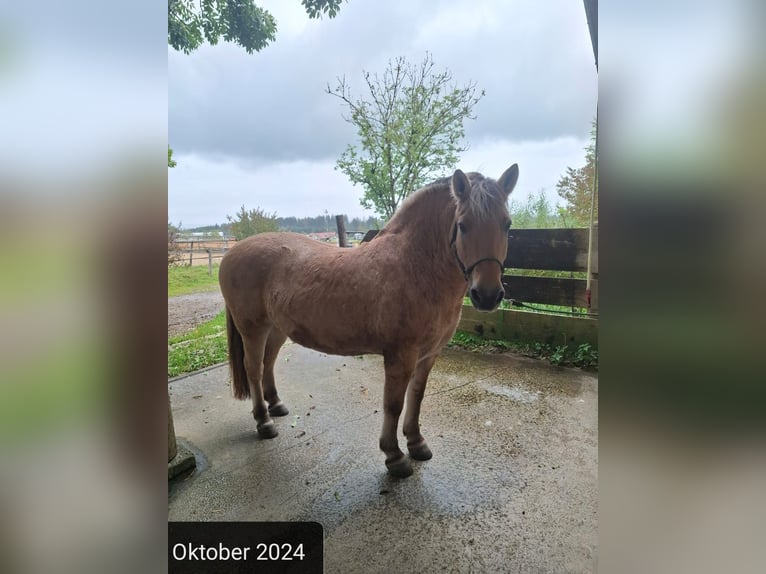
[470,288,480,303]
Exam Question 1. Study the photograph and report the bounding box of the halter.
[449,222,505,282]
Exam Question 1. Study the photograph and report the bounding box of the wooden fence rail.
[362,226,598,347]
[362,226,598,311]
[170,238,230,269]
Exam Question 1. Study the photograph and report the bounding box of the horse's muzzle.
[469,286,505,312]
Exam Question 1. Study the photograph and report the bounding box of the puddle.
[168,440,209,501]
[483,384,539,404]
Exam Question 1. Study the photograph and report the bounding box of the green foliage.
[168,146,177,167]
[464,297,587,313]
[500,298,588,314]
[573,343,599,369]
[524,341,598,370]
[168,221,184,266]
[184,215,383,236]
[277,214,382,233]
[168,0,343,55]
[168,264,221,297]
[168,312,228,377]
[549,345,568,365]
[300,0,343,18]
[226,205,279,240]
[449,331,512,353]
[328,53,484,220]
[556,119,598,226]
[509,189,566,229]
[449,331,598,370]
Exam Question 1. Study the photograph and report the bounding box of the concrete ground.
[168,343,597,573]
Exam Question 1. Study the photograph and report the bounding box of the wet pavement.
[168,343,597,573]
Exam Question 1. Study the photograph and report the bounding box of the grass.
[168,264,221,297]
[167,263,226,375]
[500,300,589,316]
[463,297,588,316]
[168,311,227,377]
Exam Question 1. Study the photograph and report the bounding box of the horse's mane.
[391,172,507,225]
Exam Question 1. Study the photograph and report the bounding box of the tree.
[327,53,485,220]
[226,205,279,240]
[168,221,183,266]
[168,0,343,55]
[168,146,177,168]
[509,190,564,229]
[556,120,597,226]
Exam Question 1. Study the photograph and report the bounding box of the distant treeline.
[276,215,381,233]
[184,215,382,235]
[183,190,581,236]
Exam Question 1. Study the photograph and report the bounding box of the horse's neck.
[386,187,465,290]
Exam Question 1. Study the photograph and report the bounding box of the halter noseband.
[449,222,505,282]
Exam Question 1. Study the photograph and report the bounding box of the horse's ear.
[451,169,471,202]
[498,164,519,198]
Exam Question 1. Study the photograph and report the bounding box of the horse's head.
[450,164,519,312]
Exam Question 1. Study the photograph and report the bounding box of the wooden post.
[206,248,212,276]
[335,215,348,247]
[168,393,177,462]
[188,241,194,266]
[588,224,598,313]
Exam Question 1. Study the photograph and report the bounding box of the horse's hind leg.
[262,329,289,417]
[242,326,278,439]
[403,354,438,461]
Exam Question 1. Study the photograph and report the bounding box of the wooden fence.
[363,226,599,348]
[169,227,598,346]
[172,238,232,268]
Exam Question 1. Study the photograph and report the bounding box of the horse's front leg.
[402,353,438,461]
[380,350,418,478]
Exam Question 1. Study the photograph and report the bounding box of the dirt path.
[168,290,225,338]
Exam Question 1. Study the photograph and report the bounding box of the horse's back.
[221,232,330,279]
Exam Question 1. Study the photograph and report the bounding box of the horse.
[219,165,519,477]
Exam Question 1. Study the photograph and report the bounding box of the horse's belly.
[286,324,379,356]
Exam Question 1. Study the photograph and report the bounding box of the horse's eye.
[458,222,466,233]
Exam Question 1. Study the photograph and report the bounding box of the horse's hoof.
[386,456,413,478]
[268,402,289,417]
[408,441,433,461]
[257,421,278,439]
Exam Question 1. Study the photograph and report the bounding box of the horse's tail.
[226,307,250,400]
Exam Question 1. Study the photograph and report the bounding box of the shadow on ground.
[168,344,597,573]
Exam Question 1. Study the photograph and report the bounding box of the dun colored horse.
[219,165,519,477]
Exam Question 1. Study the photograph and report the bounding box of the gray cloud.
[169,0,596,164]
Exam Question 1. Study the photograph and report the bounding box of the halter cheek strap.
[449,223,506,282]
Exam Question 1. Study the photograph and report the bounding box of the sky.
[169,0,598,228]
